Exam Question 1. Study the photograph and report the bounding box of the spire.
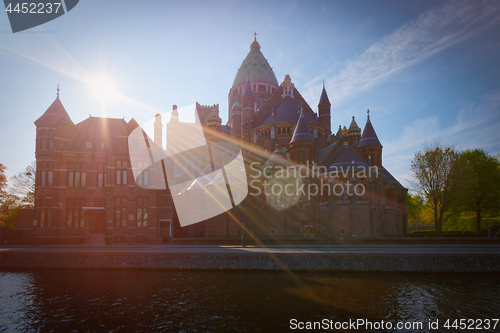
[348,115,361,143]
[34,88,73,126]
[250,32,260,50]
[318,81,330,105]
[358,110,382,148]
[349,116,360,132]
[243,78,253,97]
[290,110,314,144]
[336,124,342,137]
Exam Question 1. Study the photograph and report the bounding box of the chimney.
[169,104,179,122]
[154,113,162,149]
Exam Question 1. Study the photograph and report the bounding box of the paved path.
[1,244,499,254]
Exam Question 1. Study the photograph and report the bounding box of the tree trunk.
[434,204,441,236]
[476,202,481,234]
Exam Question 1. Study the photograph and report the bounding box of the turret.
[358,109,383,167]
[318,81,331,129]
[206,106,222,137]
[230,101,242,139]
[34,86,75,153]
[241,79,254,140]
[289,110,315,165]
[348,116,361,144]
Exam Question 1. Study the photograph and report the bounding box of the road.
[0,244,498,254]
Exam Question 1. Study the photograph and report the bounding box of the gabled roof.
[75,116,130,143]
[358,115,382,148]
[259,95,321,127]
[262,147,291,170]
[232,38,278,87]
[381,167,404,188]
[315,140,340,166]
[34,97,74,126]
[220,125,231,135]
[290,111,314,144]
[254,78,316,127]
[318,84,330,105]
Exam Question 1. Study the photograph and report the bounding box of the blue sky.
[0,0,499,188]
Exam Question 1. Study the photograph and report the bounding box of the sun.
[88,75,116,101]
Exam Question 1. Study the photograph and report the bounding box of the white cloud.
[302,0,500,106]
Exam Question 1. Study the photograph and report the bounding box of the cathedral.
[162,35,408,240]
[19,35,407,245]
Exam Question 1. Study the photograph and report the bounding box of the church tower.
[34,86,75,155]
[318,82,331,129]
[358,110,383,168]
[241,79,254,140]
[289,110,315,165]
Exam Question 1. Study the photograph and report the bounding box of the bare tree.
[410,142,459,236]
[0,163,7,195]
[9,161,35,208]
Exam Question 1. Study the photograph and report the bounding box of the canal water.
[0,270,498,332]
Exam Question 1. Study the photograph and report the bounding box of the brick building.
[18,36,407,245]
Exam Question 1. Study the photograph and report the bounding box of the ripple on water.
[0,271,498,332]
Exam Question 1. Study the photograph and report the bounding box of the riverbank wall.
[1,250,498,272]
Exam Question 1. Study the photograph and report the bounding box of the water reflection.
[0,270,498,332]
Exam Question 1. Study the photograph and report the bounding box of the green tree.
[453,149,500,233]
[406,193,425,227]
[410,142,459,236]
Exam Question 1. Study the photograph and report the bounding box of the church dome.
[232,36,279,88]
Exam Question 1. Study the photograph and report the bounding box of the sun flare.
[88,75,116,101]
